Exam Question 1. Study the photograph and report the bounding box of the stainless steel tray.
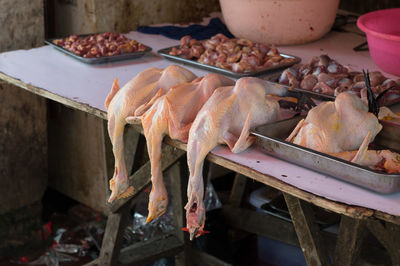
[264,72,400,106]
[158,46,301,78]
[45,36,152,64]
[252,116,400,194]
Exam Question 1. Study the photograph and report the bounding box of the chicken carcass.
[135,73,234,223]
[286,92,383,153]
[185,77,285,239]
[105,65,196,203]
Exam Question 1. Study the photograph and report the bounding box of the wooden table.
[1,28,400,265]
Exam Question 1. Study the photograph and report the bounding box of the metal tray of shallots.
[252,115,400,194]
[264,72,400,106]
[45,35,152,64]
[158,46,301,78]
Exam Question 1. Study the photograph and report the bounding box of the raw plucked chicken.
[105,65,196,203]
[185,77,285,239]
[286,92,383,153]
[136,73,234,223]
[286,73,400,174]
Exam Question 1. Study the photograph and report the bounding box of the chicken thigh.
[105,65,196,203]
[185,77,284,239]
[286,92,382,153]
[135,74,234,223]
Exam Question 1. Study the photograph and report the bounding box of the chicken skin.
[286,92,382,153]
[105,65,196,203]
[185,77,284,239]
[135,74,234,223]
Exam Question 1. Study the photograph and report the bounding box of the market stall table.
[1,29,400,265]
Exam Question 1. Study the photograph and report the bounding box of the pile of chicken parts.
[278,55,400,104]
[105,65,400,240]
[169,34,296,73]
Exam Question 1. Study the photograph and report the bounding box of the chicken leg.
[185,77,284,239]
[137,74,234,223]
[105,65,196,203]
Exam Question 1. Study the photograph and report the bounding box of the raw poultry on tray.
[169,33,296,73]
[104,64,304,239]
[276,55,400,104]
[104,64,399,241]
[286,72,400,174]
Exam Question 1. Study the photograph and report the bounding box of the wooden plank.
[228,174,247,207]
[109,144,185,212]
[119,234,183,265]
[174,157,192,266]
[222,205,299,246]
[123,127,141,177]
[190,248,232,266]
[168,161,186,243]
[367,220,400,265]
[103,120,115,201]
[283,193,330,266]
[97,203,132,266]
[334,215,366,266]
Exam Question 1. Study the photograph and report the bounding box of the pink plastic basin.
[357,8,400,76]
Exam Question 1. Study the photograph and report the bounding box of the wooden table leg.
[86,202,132,266]
[174,158,191,266]
[283,193,330,266]
[334,215,366,266]
[228,173,247,207]
[118,160,186,265]
[109,144,185,212]
[367,219,400,265]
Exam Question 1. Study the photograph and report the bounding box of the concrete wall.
[0,0,47,257]
[339,0,400,14]
[53,0,220,36]
[0,0,45,52]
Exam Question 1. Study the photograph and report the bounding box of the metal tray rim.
[251,116,400,194]
[264,71,400,106]
[252,129,400,178]
[45,36,152,64]
[158,45,301,78]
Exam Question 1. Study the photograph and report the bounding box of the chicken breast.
[287,92,383,153]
